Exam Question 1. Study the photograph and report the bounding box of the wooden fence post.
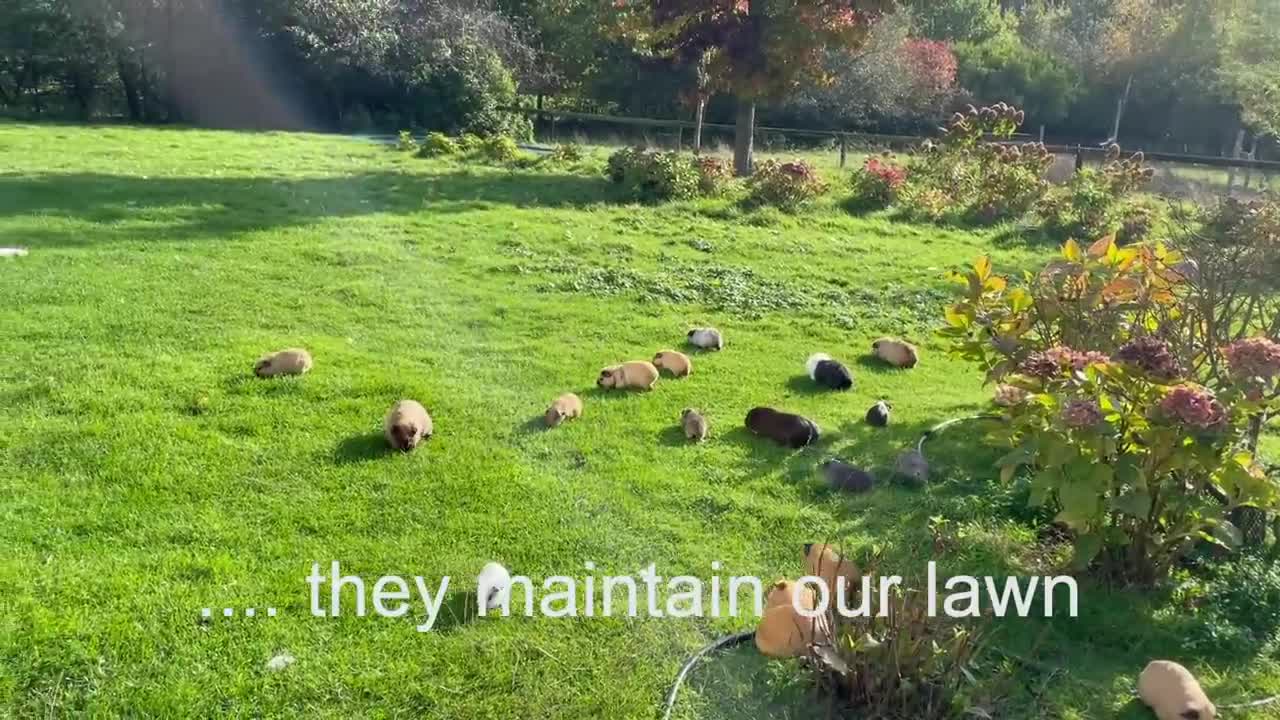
[839,135,847,168]
[1039,125,1045,143]
[1074,145,1084,173]
[676,126,683,151]
[1227,129,1245,192]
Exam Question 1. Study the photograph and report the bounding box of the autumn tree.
[616,0,892,175]
[1220,0,1280,139]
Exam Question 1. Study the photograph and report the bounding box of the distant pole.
[1227,129,1245,192]
[1074,145,1084,173]
[1039,125,1045,143]
[1243,135,1259,189]
[839,135,847,168]
[551,116,558,143]
[676,125,683,151]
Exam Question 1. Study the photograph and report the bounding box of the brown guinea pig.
[384,399,432,451]
[681,408,708,442]
[745,407,819,449]
[597,361,659,391]
[872,338,919,369]
[653,350,692,378]
[254,348,313,378]
[755,579,828,658]
[1138,661,1216,720]
[544,393,583,427]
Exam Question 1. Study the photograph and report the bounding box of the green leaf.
[1071,532,1103,570]
[1007,287,1033,313]
[974,256,992,282]
[1110,491,1152,519]
[1028,469,1057,507]
[944,305,972,328]
[1063,239,1083,262]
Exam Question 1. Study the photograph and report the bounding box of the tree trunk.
[693,96,706,153]
[118,58,143,122]
[733,98,754,177]
[165,0,181,122]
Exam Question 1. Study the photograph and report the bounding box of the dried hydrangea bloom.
[1022,346,1107,379]
[1223,337,1280,381]
[993,384,1030,407]
[1159,385,1228,430]
[1114,336,1182,381]
[1060,399,1103,429]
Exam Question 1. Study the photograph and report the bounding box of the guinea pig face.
[544,407,563,426]
[597,368,615,388]
[393,423,419,450]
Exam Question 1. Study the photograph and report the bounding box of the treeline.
[1,0,1277,156]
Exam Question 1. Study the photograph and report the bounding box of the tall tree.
[617,0,893,175]
[1220,0,1280,138]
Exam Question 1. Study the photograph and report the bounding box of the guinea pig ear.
[1179,712,1201,720]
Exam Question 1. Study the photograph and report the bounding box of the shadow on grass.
[656,423,691,448]
[0,169,624,248]
[426,589,479,634]
[332,431,394,464]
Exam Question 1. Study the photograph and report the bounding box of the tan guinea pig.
[872,338,919,369]
[384,400,432,451]
[1138,661,1216,720]
[653,350,692,378]
[803,543,860,602]
[681,408,708,442]
[544,393,583,427]
[755,580,829,658]
[596,361,659,391]
[254,348,312,378]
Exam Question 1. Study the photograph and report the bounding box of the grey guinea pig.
[687,327,724,351]
[681,408,708,442]
[821,459,874,493]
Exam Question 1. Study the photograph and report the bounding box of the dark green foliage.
[605,148,702,202]
[419,132,460,157]
[954,35,1081,127]
[1178,554,1280,655]
[414,46,532,139]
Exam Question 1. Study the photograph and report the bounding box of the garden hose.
[916,413,1005,455]
[660,630,755,720]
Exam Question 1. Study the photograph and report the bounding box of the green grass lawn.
[1,122,1278,719]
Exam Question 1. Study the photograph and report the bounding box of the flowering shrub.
[849,155,907,210]
[478,135,520,163]
[695,155,731,196]
[939,238,1280,584]
[548,144,584,164]
[897,103,1052,225]
[605,147,703,202]
[747,159,828,211]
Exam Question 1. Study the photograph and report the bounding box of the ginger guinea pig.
[384,399,432,451]
[803,543,860,600]
[545,393,583,427]
[756,579,828,658]
[254,348,313,378]
[653,350,692,378]
[597,361,659,391]
[872,338,919,369]
[1138,661,1215,720]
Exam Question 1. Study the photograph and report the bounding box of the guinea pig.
[653,350,692,378]
[895,449,929,486]
[686,327,724,351]
[545,393,583,427]
[821,459,874,493]
[865,401,891,427]
[254,348,313,378]
[1138,661,1216,720]
[384,399,432,451]
[806,353,854,391]
[597,361,660,391]
[745,407,819,449]
[477,561,513,615]
[681,408,708,442]
[803,543,860,597]
[755,579,828,658]
[872,338,919,369]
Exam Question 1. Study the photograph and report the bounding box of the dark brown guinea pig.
[745,407,819,449]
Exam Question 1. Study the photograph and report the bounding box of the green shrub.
[458,133,485,153]
[605,147,702,202]
[478,135,520,163]
[549,144,584,164]
[396,130,419,153]
[747,160,827,211]
[418,132,459,157]
[1036,147,1154,240]
[1179,554,1280,654]
[415,46,531,140]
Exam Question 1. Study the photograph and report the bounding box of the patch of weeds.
[687,238,714,253]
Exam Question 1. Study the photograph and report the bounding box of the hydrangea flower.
[1060,399,1103,429]
[1223,337,1280,381]
[1114,336,1182,381]
[1159,385,1227,430]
